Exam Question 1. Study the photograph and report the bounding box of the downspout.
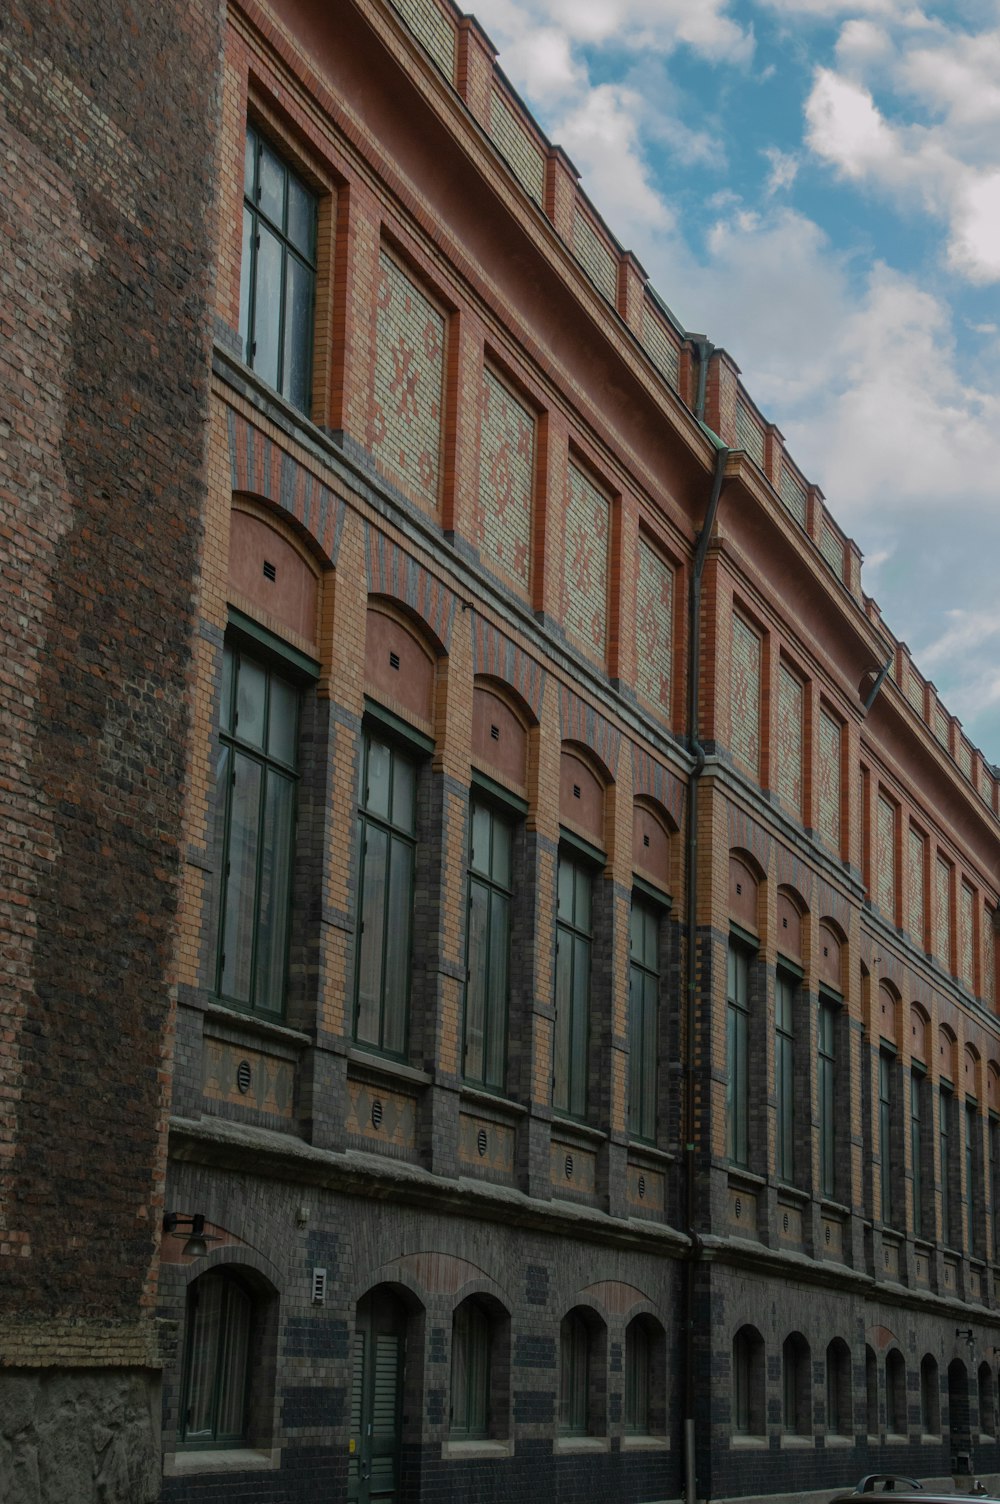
[863,653,894,714]
[684,336,729,1504]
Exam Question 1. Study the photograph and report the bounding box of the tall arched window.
[886,1349,907,1436]
[826,1338,852,1436]
[451,1297,492,1439]
[920,1354,940,1436]
[180,1268,255,1446]
[732,1325,765,1436]
[625,1315,666,1436]
[560,1308,605,1437]
[783,1333,811,1435]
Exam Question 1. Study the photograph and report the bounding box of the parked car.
[830,1477,998,1504]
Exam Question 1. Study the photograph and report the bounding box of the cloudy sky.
[466,0,1000,761]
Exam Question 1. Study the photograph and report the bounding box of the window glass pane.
[258,139,285,225]
[486,887,509,1085]
[244,127,257,197]
[235,654,266,750]
[558,856,574,921]
[210,742,231,882]
[382,835,412,1055]
[571,933,590,1116]
[287,173,315,258]
[574,864,591,932]
[283,253,313,410]
[554,932,573,1112]
[184,1277,223,1439]
[490,813,511,887]
[390,747,415,831]
[355,822,388,1045]
[640,973,657,1134]
[464,877,489,1082]
[253,770,295,1012]
[470,802,491,876]
[252,223,282,390]
[220,643,235,734]
[220,752,263,1002]
[365,737,391,819]
[216,1283,251,1439]
[239,207,254,362]
[267,674,298,765]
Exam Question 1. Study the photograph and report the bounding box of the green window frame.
[240,122,317,413]
[775,972,795,1183]
[450,1298,491,1439]
[818,998,838,1199]
[554,852,592,1120]
[879,1050,895,1226]
[911,1069,926,1237]
[624,1317,651,1434]
[940,1085,953,1246]
[628,897,660,1143]
[212,641,300,1017]
[726,942,751,1167]
[826,1340,850,1435]
[732,1326,762,1435]
[354,731,417,1058]
[463,800,513,1091]
[559,1311,591,1436]
[180,1270,252,1448]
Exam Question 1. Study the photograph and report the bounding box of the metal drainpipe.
[684,337,728,1504]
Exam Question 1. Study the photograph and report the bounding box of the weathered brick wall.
[0,0,220,1361]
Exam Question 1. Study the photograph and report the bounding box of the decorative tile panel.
[933,704,949,747]
[371,250,445,511]
[345,1078,417,1156]
[636,539,674,720]
[779,465,807,525]
[960,882,975,991]
[817,710,841,852]
[777,1203,803,1247]
[820,520,844,578]
[729,1185,758,1238]
[561,462,609,662]
[775,665,803,817]
[202,1038,294,1118]
[984,909,996,1009]
[387,0,455,79]
[626,1162,664,1214]
[876,795,896,918]
[489,89,544,205]
[935,857,952,970]
[730,614,761,779]
[915,1250,930,1287]
[735,398,765,466]
[820,1216,844,1260]
[477,367,533,595]
[573,210,617,302]
[551,1140,597,1195]
[979,763,993,804]
[458,1113,515,1182]
[959,739,972,777]
[642,303,679,389]
[907,827,925,944]
[906,668,924,716]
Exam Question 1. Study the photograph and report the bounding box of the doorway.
[348,1288,407,1504]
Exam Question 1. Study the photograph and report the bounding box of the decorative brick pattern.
[371,250,445,511]
[561,461,609,661]
[819,519,844,578]
[876,795,895,917]
[550,1139,596,1194]
[476,367,533,594]
[775,665,803,816]
[345,1078,417,1154]
[960,881,975,991]
[984,911,996,1009]
[735,398,765,466]
[488,89,544,205]
[626,1162,664,1213]
[635,538,673,720]
[387,0,455,79]
[559,685,620,774]
[202,1038,294,1117]
[572,210,617,302]
[779,464,807,525]
[470,615,546,716]
[227,409,344,565]
[631,746,684,826]
[908,826,925,942]
[642,302,680,389]
[365,525,456,647]
[727,803,772,874]
[935,857,952,969]
[730,614,761,779]
[457,1113,515,1180]
[816,709,841,852]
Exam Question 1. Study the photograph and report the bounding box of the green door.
[348,1291,405,1504]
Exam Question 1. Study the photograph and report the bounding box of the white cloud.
[762,146,799,194]
[471,0,753,63]
[551,84,676,242]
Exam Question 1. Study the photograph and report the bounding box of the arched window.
[625,1315,666,1436]
[732,1325,765,1436]
[920,1354,940,1435]
[978,1361,996,1439]
[560,1308,605,1437]
[886,1348,907,1436]
[451,1297,492,1439]
[783,1333,811,1435]
[180,1268,255,1446]
[864,1344,878,1437]
[826,1339,852,1436]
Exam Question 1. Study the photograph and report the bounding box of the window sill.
[551,1116,607,1146]
[347,1047,431,1088]
[824,1435,854,1446]
[885,1433,909,1444]
[441,1439,514,1459]
[921,1433,943,1443]
[202,1000,310,1049]
[621,1434,669,1451]
[553,1435,610,1453]
[164,1448,280,1476]
[730,1435,767,1448]
[459,1085,527,1118]
[780,1435,814,1448]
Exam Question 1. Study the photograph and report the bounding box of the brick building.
[4,0,1000,1502]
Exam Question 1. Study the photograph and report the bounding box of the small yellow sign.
[349,1438,356,1454]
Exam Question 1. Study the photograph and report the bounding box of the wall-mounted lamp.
[956,1327,975,1347]
[163,1212,218,1259]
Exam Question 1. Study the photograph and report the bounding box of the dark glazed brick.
[514,1333,556,1368]
[525,1263,549,1304]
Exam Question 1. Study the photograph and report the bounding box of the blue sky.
[466,0,1000,761]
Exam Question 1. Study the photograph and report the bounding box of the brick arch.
[777,884,806,961]
[911,1003,930,1065]
[730,847,763,934]
[470,615,545,720]
[472,676,531,789]
[229,497,323,645]
[365,597,439,728]
[579,1279,654,1317]
[558,685,620,776]
[560,740,609,847]
[227,411,344,565]
[939,1023,958,1082]
[631,745,684,828]
[633,796,674,894]
[365,527,456,650]
[818,917,845,992]
[878,978,901,1045]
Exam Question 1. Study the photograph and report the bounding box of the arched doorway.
[348,1287,409,1504]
